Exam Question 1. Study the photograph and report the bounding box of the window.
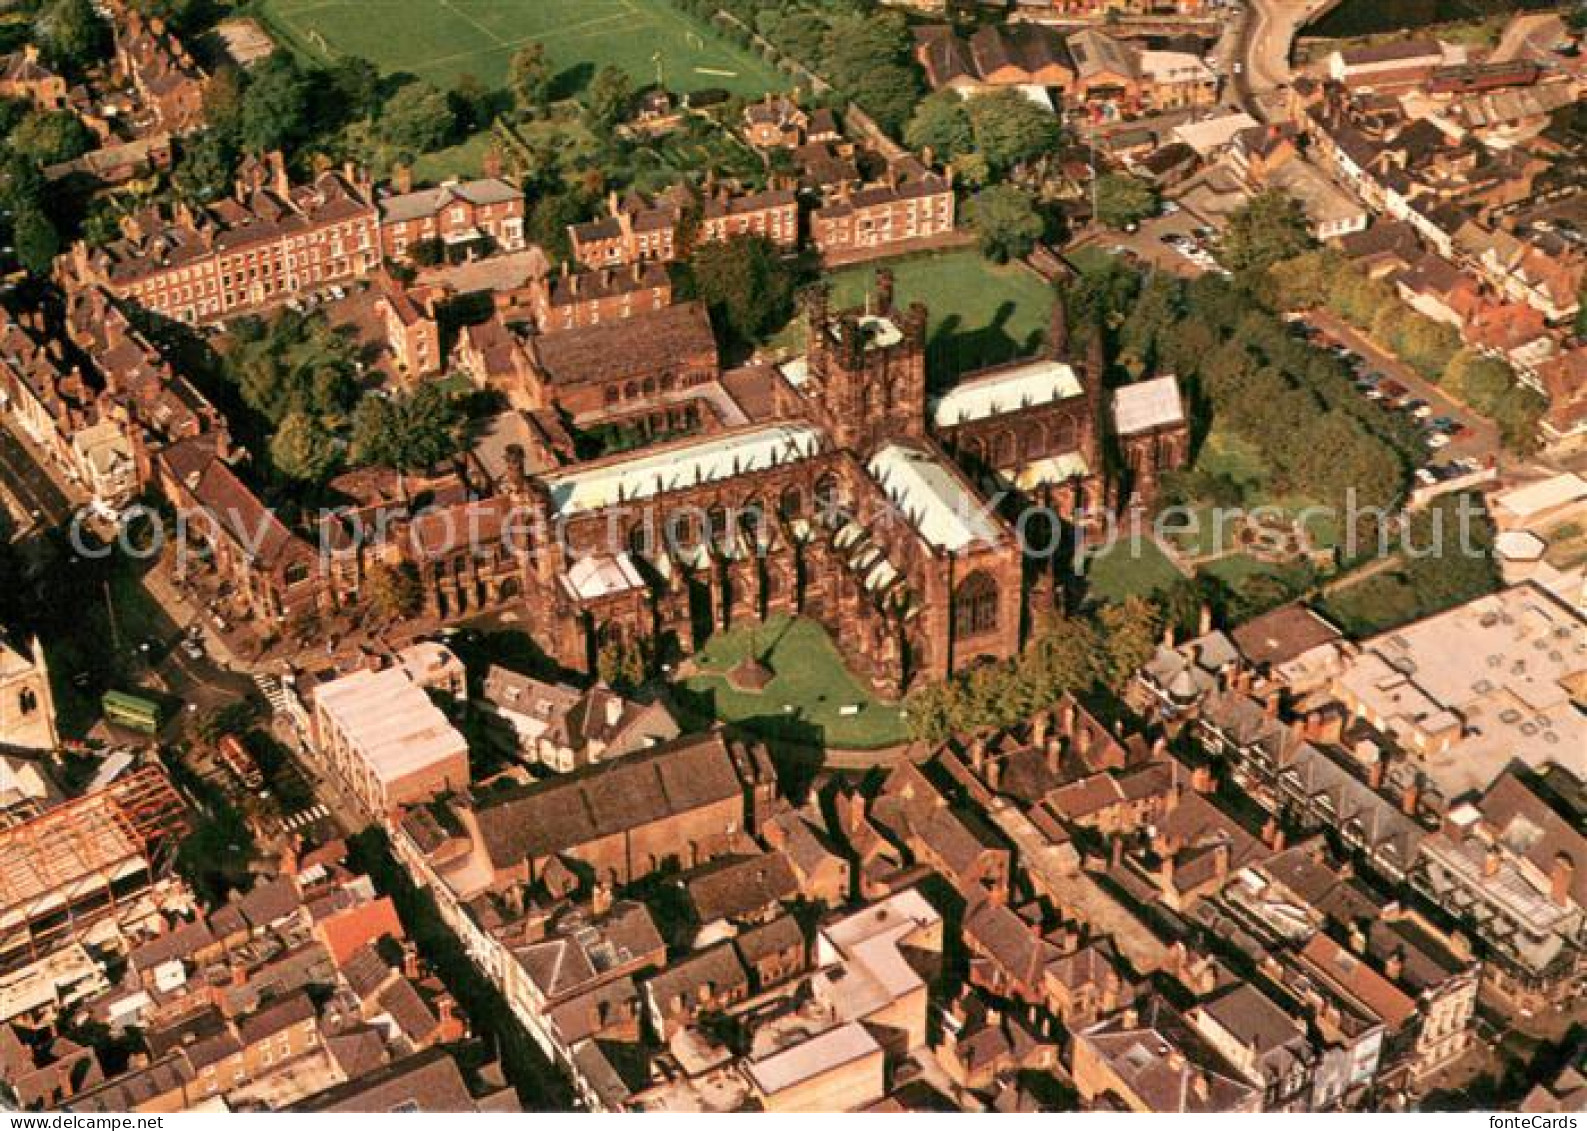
[954,571,999,638]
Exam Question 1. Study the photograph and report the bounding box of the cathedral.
[164,269,1186,697]
[497,270,1174,695]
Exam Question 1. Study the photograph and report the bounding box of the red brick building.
[570,189,688,269]
[526,262,673,335]
[701,186,800,250]
[114,10,207,131]
[62,153,380,323]
[812,160,956,262]
[378,177,526,261]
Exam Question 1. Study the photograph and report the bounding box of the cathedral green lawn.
[777,250,1058,380]
[680,616,910,750]
[259,0,788,96]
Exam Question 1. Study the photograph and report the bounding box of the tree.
[270,410,339,482]
[351,385,461,471]
[509,42,554,116]
[965,185,1043,264]
[687,235,795,346]
[327,56,381,121]
[1097,596,1161,689]
[1094,173,1157,231]
[379,81,457,153]
[904,90,973,161]
[9,110,94,164]
[12,207,59,276]
[1267,248,1342,311]
[821,11,921,135]
[172,130,236,203]
[1220,190,1312,273]
[33,0,108,69]
[966,90,1061,175]
[586,65,633,130]
[366,561,422,622]
[235,56,310,154]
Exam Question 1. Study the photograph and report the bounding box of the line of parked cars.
[1159,229,1229,275]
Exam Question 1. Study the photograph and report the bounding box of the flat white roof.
[931,359,1083,429]
[1493,473,1587,521]
[313,665,467,786]
[868,444,1002,552]
[543,424,824,517]
[1113,375,1184,435]
[1172,111,1258,155]
[561,553,646,601]
[746,1022,880,1095]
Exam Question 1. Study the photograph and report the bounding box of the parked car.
[1427,432,1452,450]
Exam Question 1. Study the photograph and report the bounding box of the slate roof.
[472,731,744,868]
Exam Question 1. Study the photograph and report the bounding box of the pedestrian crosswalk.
[253,673,291,714]
[282,804,329,832]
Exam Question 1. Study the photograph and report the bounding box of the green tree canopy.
[965,184,1043,264]
[586,65,633,131]
[1220,189,1312,273]
[351,384,462,472]
[509,42,554,116]
[1094,173,1158,231]
[270,410,340,483]
[687,235,795,347]
[12,207,59,276]
[904,90,973,161]
[33,0,108,70]
[965,90,1061,175]
[172,130,237,204]
[821,11,922,134]
[9,110,94,164]
[379,81,457,153]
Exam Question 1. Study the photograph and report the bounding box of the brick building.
[812,160,956,262]
[62,153,380,323]
[377,178,526,261]
[114,10,208,130]
[701,186,800,250]
[525,262,673,335]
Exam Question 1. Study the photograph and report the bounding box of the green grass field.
[260,0,789,96]
[1082,536,1183,603]
[777,250,1057,381]
[679,616,910,749]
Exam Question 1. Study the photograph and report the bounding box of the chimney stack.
[1551,853,1575,907]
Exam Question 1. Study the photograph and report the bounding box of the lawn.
[1169,429,1341,556]
[678,616,910,750]
[1082,535,1183,603]
[259,0,789,96]
[776,249,1057,382]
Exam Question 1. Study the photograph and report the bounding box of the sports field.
[260,0,789,96]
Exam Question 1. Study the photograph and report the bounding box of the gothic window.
[18,688,36,715]
[738,499,764,542]
[954,571,999,638]
[815,473,841,514]
[993,430,1016,468]
[707,505,730,548]
[778,487,803,519]
[628,522,652,558]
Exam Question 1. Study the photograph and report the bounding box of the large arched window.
[779,487,803,520]
[815,473,842,520]
[954,571,1000,638]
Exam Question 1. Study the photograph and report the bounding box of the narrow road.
[1304,310,1501,467]
[0,423,73,528]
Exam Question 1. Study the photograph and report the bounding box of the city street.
[1233,0,1333,119]
[0,423,74,528]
